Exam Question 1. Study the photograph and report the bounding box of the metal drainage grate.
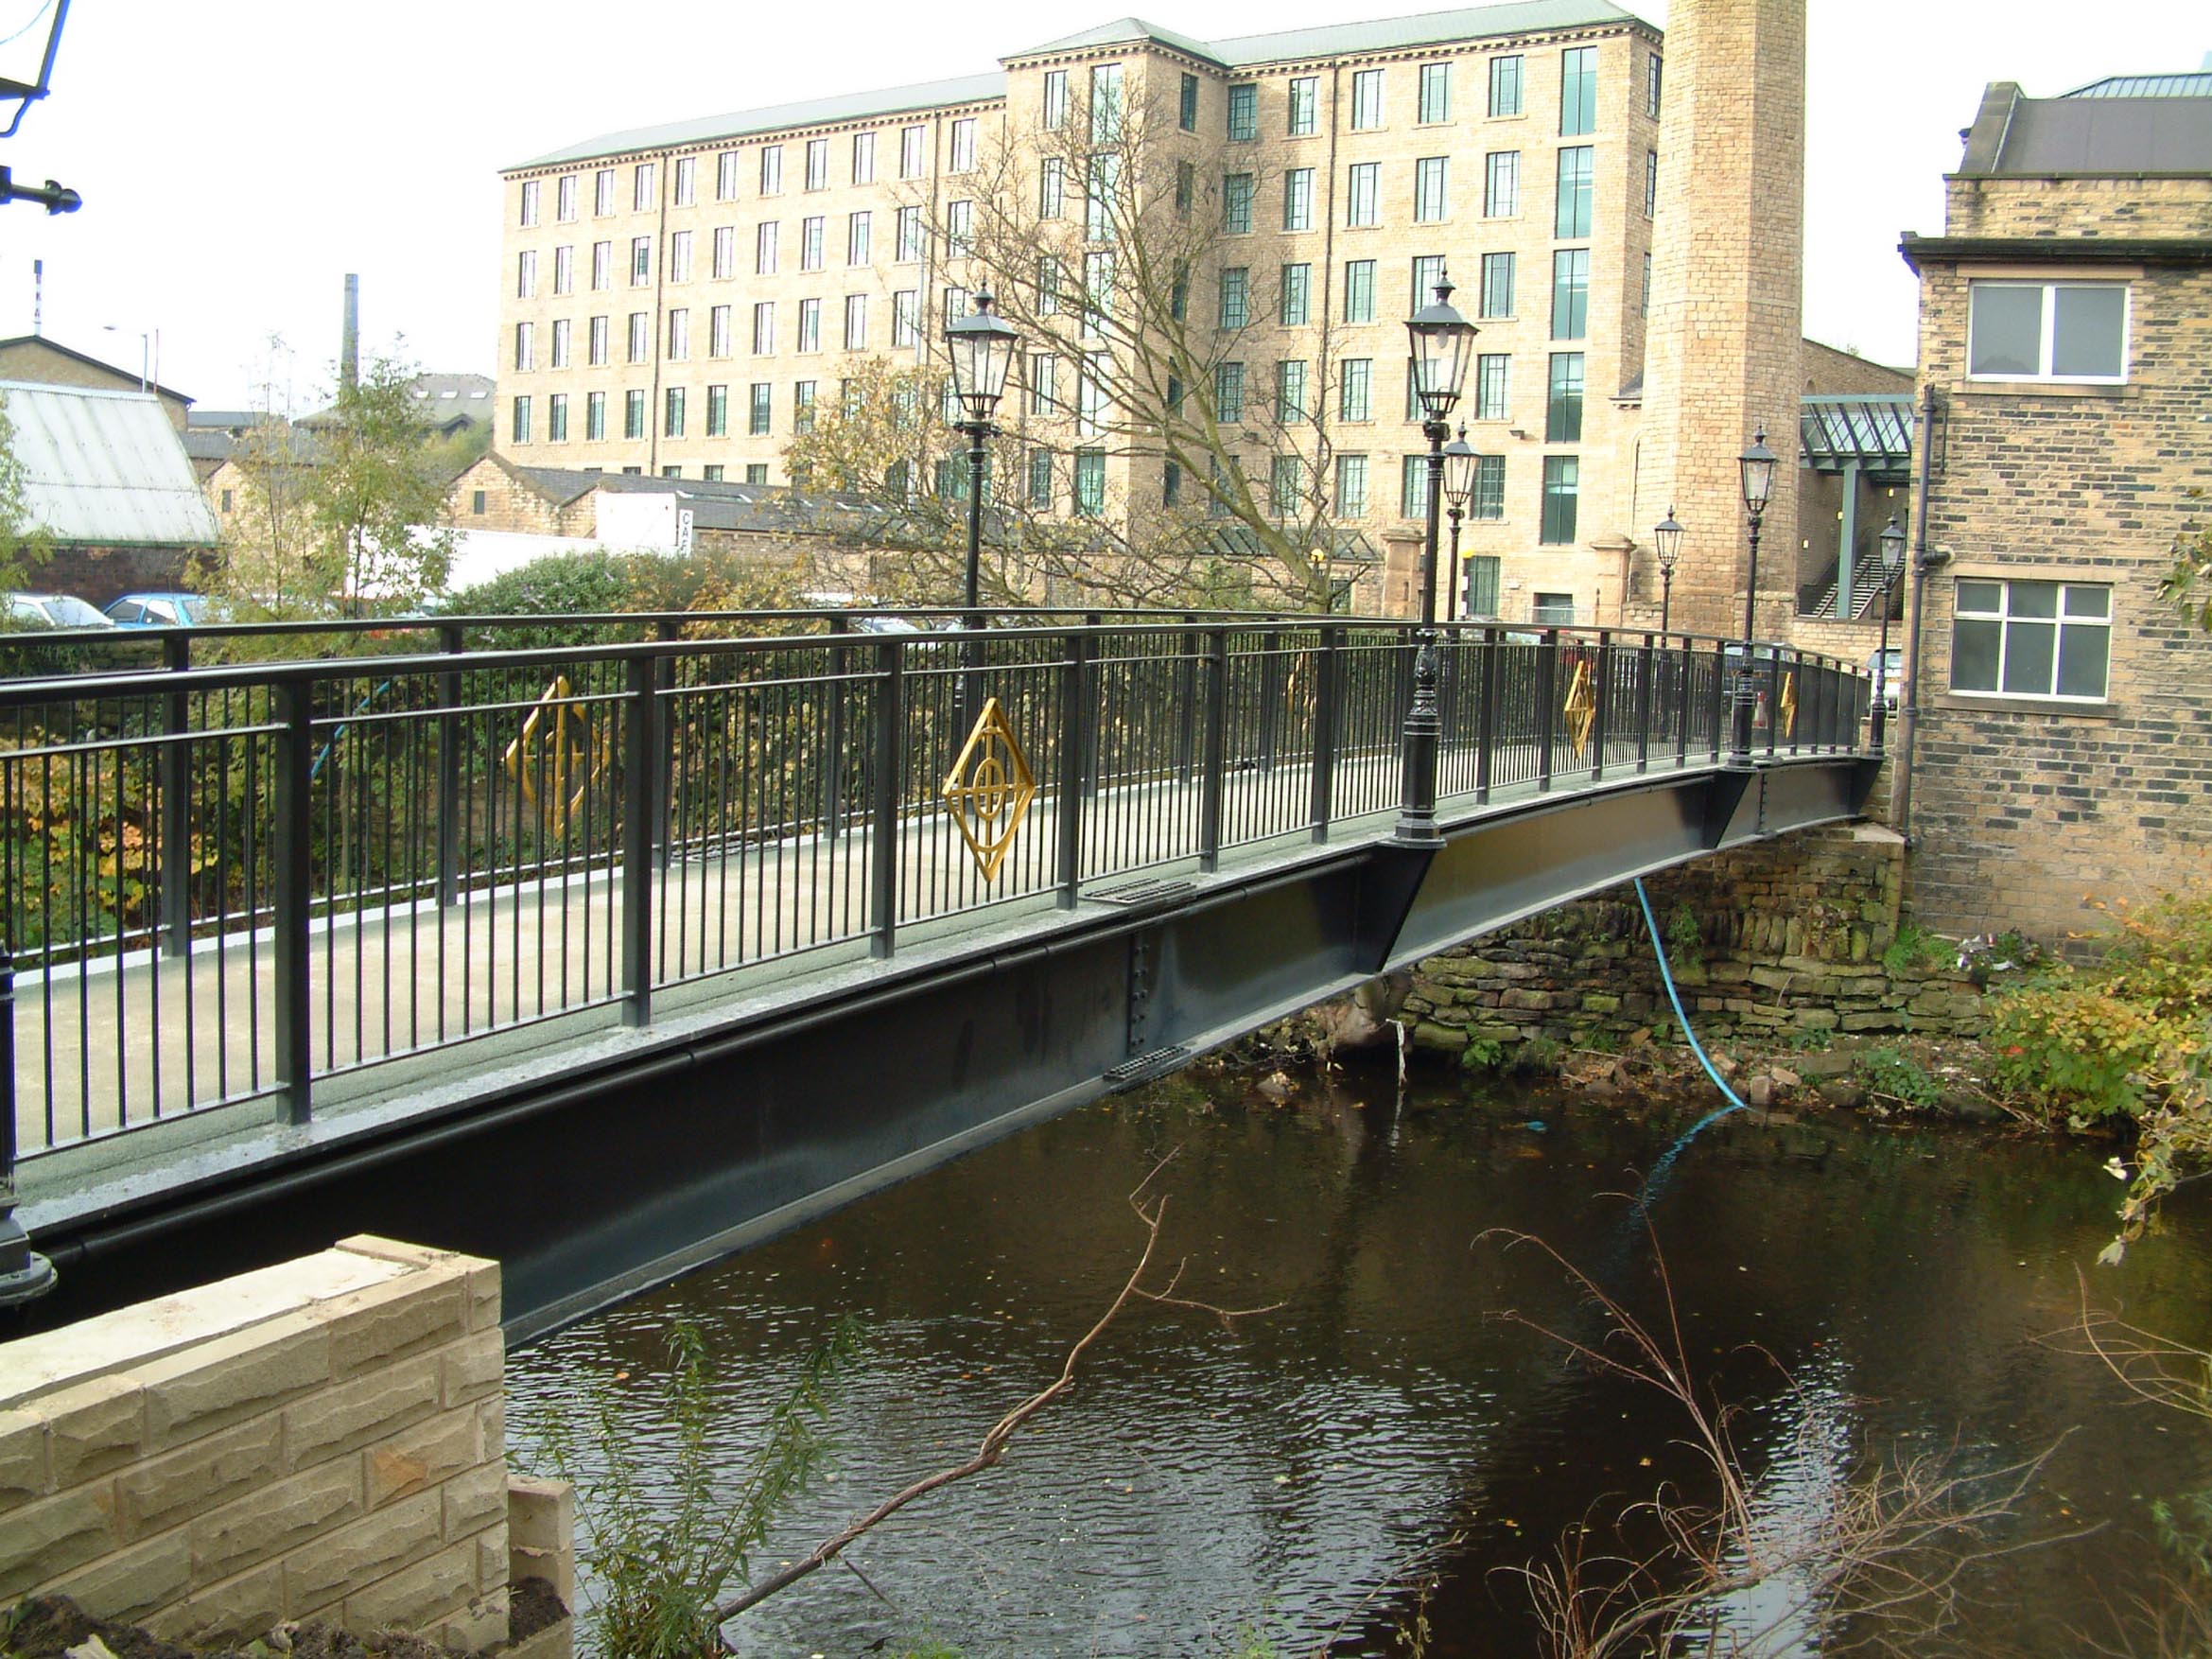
[1104,1045,1192,1091]
[1087,876,1199,907]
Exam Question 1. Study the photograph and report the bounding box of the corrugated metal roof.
[1207,0,1641,67]
[511,72,1007,170]
[2066,72,2212,98]
[1,380,218,548]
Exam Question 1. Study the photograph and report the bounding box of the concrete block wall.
[0,1237,515,1651]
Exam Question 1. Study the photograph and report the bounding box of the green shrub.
[1664,901,1703,966]
[1855,1045,1942,1111]
[1881,920,1952,978]
[1988,987,2168,1124]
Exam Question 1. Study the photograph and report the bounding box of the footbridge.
[0,613,1875,1337]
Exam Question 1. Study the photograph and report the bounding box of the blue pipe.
[1632,876,1749,1203]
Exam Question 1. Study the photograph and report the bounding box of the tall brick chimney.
[1637,0,1805,639]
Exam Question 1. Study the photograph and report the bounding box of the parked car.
[103,591,227,628]
[5,592,115,630]
[1864,646,1903,712]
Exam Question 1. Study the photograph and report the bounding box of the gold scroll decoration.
[1778,672,1799,739]
[503,675,611,836]
[1562,657,1598,759]
[943,696,1036,882]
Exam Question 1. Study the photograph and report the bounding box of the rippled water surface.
[505,1070,2212,1657]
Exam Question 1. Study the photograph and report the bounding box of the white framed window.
[752,301,776,355]
[1027,353,1056,414]
[1089,63,1123,143]
[556,175,577,221]
[594,168,617,216]
[717,150,740,201]
[847,211,871,265]
[1282,168,1314,233]
[949,117,976,173]
[709,305,731,358]
[552,244,574,294]
[1967,281,2128,382]
[1485,150,1519,218]
[1418,61,1451,123]
[801,216,825,271]
[519,179,540,226]
[1414,156,1448,223]
[672,155,695,206]
[630,236,652,284]
[756,221,778,274]
[947,199,973,258]
[759,145,783,195]
[592,240,612,290]
[628,311,650,363]
[844,293,867,349]
[588,315,609,365]
[1951,578,2112,700]
[892,288,918,347]
[667,308,689,360]
[852,131,876,183]
[805,138,828,190]
[896,205,924,262]
[712,225,735,279]
[1042,69,1069,131]
[1078,351,1108,436]
[1288,77,1318,136]
[1040,156,1065,218]
[516,250,537,298]
[798,297,821,353]
[1346,162,1379,227]
[633,162,655,211]
[1350,68,1384,131]
[514,321,535,370]
[899,124,926,180]
[550,318,571,368]
[668,229,692,282]
[512,394,531,443]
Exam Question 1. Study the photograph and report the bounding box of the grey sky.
[0,0,2201,409]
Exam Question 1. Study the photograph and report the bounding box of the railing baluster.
[1589,630,1611,782]
[1308,623,1338,842]
[620,653,658,1027]
[159,634,192,956]
[1198,627,1228,872]
[1475,625,1498,804]
[870,638,903,958]
[271,680,314,1125]
[435,623,465,908]
[1056,629,1089,905]
[1537,630,1559,793]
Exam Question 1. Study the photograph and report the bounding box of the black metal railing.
[0,616,1868,1164]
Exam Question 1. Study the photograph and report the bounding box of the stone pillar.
[1638,0,1806,640]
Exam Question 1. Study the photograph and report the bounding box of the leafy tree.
[0,387,55,595]
[2160,491,2211,634]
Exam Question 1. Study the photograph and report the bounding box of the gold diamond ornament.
[503,675,611,836]
[1778,671,1799,738]
[1562,656,1598,759]
[943,697,1037,882]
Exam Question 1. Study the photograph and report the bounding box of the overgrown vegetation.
[1855,1044,1944,1111]
[1880,919,1952,978]
[1986,883,2212,1260]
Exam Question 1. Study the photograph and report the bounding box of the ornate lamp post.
[1393,273,1476,843]
[944,290,1020,727]
[1871,515,1907,752]
[1731,429,1777,761]
[1441,426,1478,618]
[1652,506,1683,637]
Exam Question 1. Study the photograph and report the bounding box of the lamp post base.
[1391,633,1444,844]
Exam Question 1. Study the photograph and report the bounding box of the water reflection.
[506,1068,2212,1657]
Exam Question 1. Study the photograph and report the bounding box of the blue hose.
[1631,876,1748,1202]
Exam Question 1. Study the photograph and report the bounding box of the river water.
[505,1065,2212,1657]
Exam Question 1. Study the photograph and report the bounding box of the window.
[1470,456,1505,521]
[793,381,816,433]
[1414,156,1448,222]
[1163,461,1181,506]
[1346,163,1380,226]
[1644,149,1658,218]
[718,150,740,200]
[1028,449,1054,510]
[1280,262,1312,325]
[1087,153,1121,241]
[1171,262,1188,320]
[752,301,775,354]
[469,489,486,516]
[1551,248,1589,340]
[1560,45,1598,135]
[703,464,724,481]
[1083,251,1115,328]
[1288,77,1317,135]
[1351,68,1384,131]
[1228,82,1257,141]
[847,211,871,265]
[806,138,828,190]
[749,383,773,436]
[1480,251,1515,318]
[797,297,821,352]
[1952,579,2111,699]
[634,162,655,211]
[1074,448,1106,515]
[557,174,577,221]
[1340,358,1372,421]
[759,145,783,195]
[1219,267,1248,329]
[800,217,824,271]
[1283,167,1315,232]
[1556,146,1594,237]
[663,386,685,438]
[1462,553,1502,616]
[668,309,691,360]
[744,463,769,485]
[892,289,918,347]
[756,221,778,274]
[586,390,606,440]
[949,118,976,174]
[669,229,693,282]
[1336,454,1369,516]
[1040,156,1065,218]
[1489,53,1524,116]
[947,199,973,258]
[1079,351,1107,435]
[1027,353,1057,414]
[553,244,574,294]
[1967,281,2128,381]
[705,383,728,437]
[627,312,650,363]
[1270,455,1302,516]
[511,394,531,442]
[594,168,616,216]
[1485,150,1519,217]
[712,225,735,279]
[1474,352,1509,420]
[1089,63,1123,143]
[1545,352,1583,442]
[1223,172,1253,234]
[589,315,610,365]
[626,389,646,438]
[1642,251,1652,317]
[631,236,652,284]
[1411,253,1446,312]
[1215,360,1245,421]
[1418,61,1451,123]
[1532,591,1576,625]
[516,250,537,299]
[1036,255,1061,315]
[592,240,612,289]
[519,179,540,226]
[844,294,867,349]
[709,305,731,357]
[1179,72,1199,132]
[673,155,695,206]
[1541,454,1578,543]
[550,318,571,368]
[1344,260,1376,323]
[1646,51,1663,118]
[1401,454,1427,516]
[1043,69,1070,131]
[896,205,923,262]
[899,125,926,180]
[1276,359,1307,421]
[851,132,875,184]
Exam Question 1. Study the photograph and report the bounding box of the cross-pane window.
[705,384,728,437]
[899,125,925,179]
[1224,172,1253,234]
[595,168,616,216]
[512,394,531,442]
[1645,149,1659,217]
[950,119,976,173]
[1043,70,1070,130]
[586,391,605,440]
[800,217,824,271]
[663,387,685,438]
[1541,454,1578,544]
[1087,152,1121,241]
[589,315,610,365]
[557,175,577,221]
[1347,163,1379,226]
[1351,69,1384,131]
[1040,157,1065,218]
[1336,454,1368,516]
[712,226,734,278]
[631,236,652,283]
[752,301,775,354]
[627,312,649,362]
[1560,46,1598,135]
[718,150,740,200]
[759,146,783,195]
[624,389,645,439]
[1485,151,1519,217]
[592,241,612,289]
[514,322,534,371]
[1646,52,1663,117]
[851,132,875,183]
[673,156,695,206]
[794,381,816,433]
[1340,358,1372,421]
[1418,61,1451,123]
[1471,456,1505,521]
[1283,168,1314,232]
[1074,448,1106,514]
[1545,352,1584,442]
[756,221,778,274]
[669,229,692,281]
[709,305,731,358]
[1551,249,1589,340]
[1178,72,1198,132]
[1411,253,1445,312]
[1475,354,1509,421]
[1344,260,1376,323]
[1219,267,1248,329]
[1401,455,1427,516]
[1556,146,1594,237]
[798,297,821,353]
[1951,579,2111,698]
[896,205,924,261]
[1414,156,1448,222]
[844,294,867,349]
[1280,263,1312,325]
[1228,83,1257,140]
[892,289,918,347]
[1215,361,1245,421]
[1270,455,1302,516]
[1288,77,1317,135]
[548,393,567,442]
[666,309,688,360]
[1489,54,1523,115]
[1276,359,1307,421]
[1028,449,1054,508]
[1089,63,1123,143]
[847,211,871,265]
[947,199,973,258]
[1480,252,1515,318]
[633,162,655,210]
[1967,281,2128,381]
[550,318,571,368]
[749,383,773,435]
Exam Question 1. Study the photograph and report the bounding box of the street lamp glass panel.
[1653,507,1683,573]
[1441,427,1478,509]
[1405,275,1476,420]
[0,0,69,121]
[1878,515,1907,585]
[945,290,1021,423]
[1738,428,1776,516]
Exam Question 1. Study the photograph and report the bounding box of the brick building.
[1897,71,2212,947]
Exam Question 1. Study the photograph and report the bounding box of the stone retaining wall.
[0,1237,538,1651]
[1404,823,1990,1059]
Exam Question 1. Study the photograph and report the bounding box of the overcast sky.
[0,0,2202,408]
